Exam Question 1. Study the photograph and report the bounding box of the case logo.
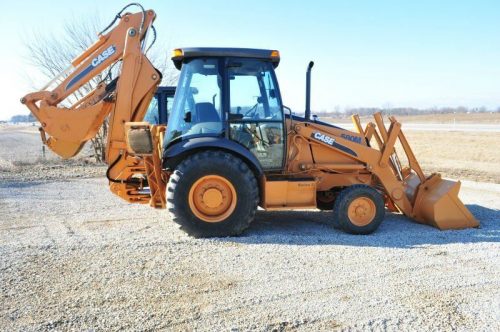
[91,45,116,67]
[66,45,116,91]
[312,132,335,146]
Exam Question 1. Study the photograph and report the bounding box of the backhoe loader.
[21,4,478,237]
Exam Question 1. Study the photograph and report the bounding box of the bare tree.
[24,14,177,162]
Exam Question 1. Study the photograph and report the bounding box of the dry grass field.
[402,131,500,183]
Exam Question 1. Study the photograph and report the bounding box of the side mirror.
[184,111,192,123]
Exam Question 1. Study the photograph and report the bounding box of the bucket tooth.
[411,174,479,230]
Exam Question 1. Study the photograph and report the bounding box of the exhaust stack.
[305,61,314,121]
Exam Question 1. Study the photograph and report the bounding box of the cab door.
[226,58,285,170]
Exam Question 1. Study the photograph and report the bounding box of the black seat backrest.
[195,102,220,122]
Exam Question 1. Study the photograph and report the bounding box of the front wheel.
[166,151,259,237]
[332,185,385,235]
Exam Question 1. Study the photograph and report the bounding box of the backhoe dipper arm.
[20,7,160,160]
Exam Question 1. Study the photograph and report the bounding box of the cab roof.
[171,47,280,70]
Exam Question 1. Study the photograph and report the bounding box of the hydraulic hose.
[106,154,141,185]
[99,3,146,35]
[99,3,157,58]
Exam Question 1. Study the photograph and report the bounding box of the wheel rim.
[188,175,237,223]
[347,196,376,226]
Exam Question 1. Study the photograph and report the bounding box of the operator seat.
[195,102,220,122]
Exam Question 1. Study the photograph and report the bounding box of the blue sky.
[1,0,499,120]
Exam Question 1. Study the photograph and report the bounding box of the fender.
[163,136,264,178]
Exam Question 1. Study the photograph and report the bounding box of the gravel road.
[1,177,499,331]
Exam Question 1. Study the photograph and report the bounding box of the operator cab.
[165,48,285,170]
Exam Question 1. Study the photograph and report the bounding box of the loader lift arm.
[20,4,166,207]
[288,113,478,230]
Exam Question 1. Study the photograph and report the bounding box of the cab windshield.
[164,58,222,145]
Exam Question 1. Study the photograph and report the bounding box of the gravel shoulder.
[1,177,499,331]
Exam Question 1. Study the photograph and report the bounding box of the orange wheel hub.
[188,175,237,223]
[347,197,376,226]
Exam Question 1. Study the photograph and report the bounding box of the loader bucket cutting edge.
[411,174,479,230]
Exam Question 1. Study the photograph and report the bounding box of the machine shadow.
[217,204,499,249]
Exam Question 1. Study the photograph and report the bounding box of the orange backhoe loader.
[21,4,478,237]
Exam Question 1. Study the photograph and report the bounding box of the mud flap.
[410,174,479,230]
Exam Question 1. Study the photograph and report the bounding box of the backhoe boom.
[21,5,165,207]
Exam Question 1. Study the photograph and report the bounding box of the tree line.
[313,106,500,118]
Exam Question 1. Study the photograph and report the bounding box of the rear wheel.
[167,151,259,237]
[332,185,385,235]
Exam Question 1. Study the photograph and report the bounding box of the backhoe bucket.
[22,89,113,159]
[409,173,479,230]
[35,103,112,159]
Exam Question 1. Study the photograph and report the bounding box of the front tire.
[166,151,259,237]
[332,185,385,235]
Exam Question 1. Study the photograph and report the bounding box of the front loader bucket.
[356,113,479,231]
[411,174,479,230]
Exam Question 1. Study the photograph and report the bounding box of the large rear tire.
[332,185,385,235]
[166,151,259,237]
